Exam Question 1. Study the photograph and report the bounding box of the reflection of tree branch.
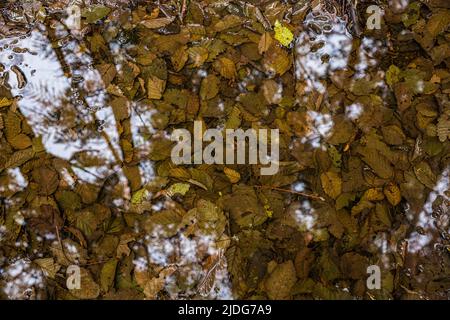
[44,22,123,166]
[69,161,104,181]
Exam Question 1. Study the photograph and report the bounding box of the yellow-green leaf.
[274,20,294,47]
[320,171,342,199]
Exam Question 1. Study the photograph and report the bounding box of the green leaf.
[166,182,190,196]
[82,5,111,23]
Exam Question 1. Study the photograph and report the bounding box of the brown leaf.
[213,57,236,80]
[147,76,166,100]
[200,74,219,100]
[213,15,242,32]
[69,268,100,299]
[223,167,240,183]
[320,171,342,199]
[28,205,63,236]
[264,261,297,299]
[8,133,32,150]
[263,45,291,75]
[258,32,273,54]
[383,183,401,206]
[97,63,117,87]
[171,45,189,72]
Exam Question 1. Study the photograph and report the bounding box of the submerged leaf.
[274,20,294,47]
[81,5,111,23]
[166,182,191,196]
[320,171,342,199]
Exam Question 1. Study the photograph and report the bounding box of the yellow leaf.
[171,45,189,72]
[362,188,385,201]
[131,188,149,205]
[224,167,241,183]
[0,97,13,108]
[274,20,294,47]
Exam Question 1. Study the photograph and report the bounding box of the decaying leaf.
[166,182,190,196]
[384,183,402,206]
[264,261,296,299]
[100,259,118,293]
[258,32,273,54]
[223,167,241,184]
[0,0,448,302]
[34,258,60,279]
[134,265,176,299]
[69,268,100,299]
[274,20,294,47]
[213,57,236,80]
[81,5,111,23]
[414,161,437,189]
[141,16,175,29]
[200,74,219,100]
[263,45,291,75]
[320,171,342,199]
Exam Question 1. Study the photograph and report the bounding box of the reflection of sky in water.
[295,10,353,93]
[0,30,122,182]
[1,258,44,300]
[408,169,450,253]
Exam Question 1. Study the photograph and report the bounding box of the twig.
[254,185,325,201]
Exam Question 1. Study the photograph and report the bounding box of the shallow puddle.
[0,0,449,300]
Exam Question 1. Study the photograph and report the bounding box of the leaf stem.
[254,185,325,201]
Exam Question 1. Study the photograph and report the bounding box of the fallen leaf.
[274,20,294,47]
[224,167,241,183]
[320,171,342,199]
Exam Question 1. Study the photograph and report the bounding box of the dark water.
[0,0,449,300]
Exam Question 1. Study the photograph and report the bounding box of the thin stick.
[180,0,188,24]
[254,185,325,201]
[55,225,75,265]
